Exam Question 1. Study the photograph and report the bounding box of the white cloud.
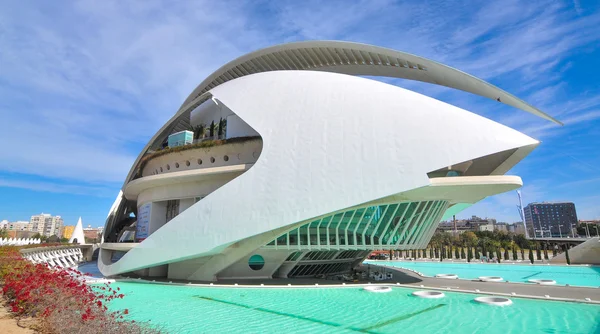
[0,178,116,198]
[0,0,599,220]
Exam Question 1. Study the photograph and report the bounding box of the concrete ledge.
[104,277,600,305]
[100,243,139,252]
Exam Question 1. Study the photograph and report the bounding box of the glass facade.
[523,202,578,238]
[264,200,449,251]
[165,200,180,223]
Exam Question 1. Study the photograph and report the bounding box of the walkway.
[0,304,35,334]
[117,263,600,304]
[368,264,600,303]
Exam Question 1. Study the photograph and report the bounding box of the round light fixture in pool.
[363,286,392,293]
[479,276,504,282]
[528,279,557,285]
[474,296,513,306]
[248,254,265,271]
[412,290,445,298]
[435,274,459,279]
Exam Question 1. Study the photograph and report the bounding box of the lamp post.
[558,225,562,238]
[585,224,590,238]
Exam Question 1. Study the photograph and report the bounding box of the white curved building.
[99,41,559,281]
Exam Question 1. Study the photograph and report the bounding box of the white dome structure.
[99,41,559,281]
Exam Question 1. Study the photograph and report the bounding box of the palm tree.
[528,247,535,264]
[501,241,511,261]
[218,117,227,138]
[191,123,206,140]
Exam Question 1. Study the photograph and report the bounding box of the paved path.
[368,264,600,304]
[121,263,600,304]
[0,307,35,334]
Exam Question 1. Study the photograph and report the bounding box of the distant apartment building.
[493,222,508,232]
[29,213,64,237]
[437,215,497,233]
[479,223,494,232]
[83,225,103,242]
[7,221,30,231]
[524,202,578,238]
[508,222,526,235]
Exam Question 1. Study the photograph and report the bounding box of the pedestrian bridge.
[20,244,97,268]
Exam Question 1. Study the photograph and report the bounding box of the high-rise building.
[523,202,578,238]
[29,213,64,237]
[29,213,50,234]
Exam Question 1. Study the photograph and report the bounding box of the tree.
[454,247,460,259]
[502,241,510,261]
[543,243,549,260]
[460,232,478,249]
[564,245,571,265]
[467,247,472,262]
[536,244,542,260]
[460,247,465,260]
[192,123,206,140]
[209,120,216,137]
[218,117,227,137]
[512,244,518,261]
[0,228,7,238]
[520,247,525,261]
[528,248,534,264]
[513,234,529,249]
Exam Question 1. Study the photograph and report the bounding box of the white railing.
[20,246,85,269]
[0,237,41,246]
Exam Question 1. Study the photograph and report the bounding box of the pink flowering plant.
[0,246,160,333]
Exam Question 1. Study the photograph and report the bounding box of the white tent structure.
[69,217,86,245]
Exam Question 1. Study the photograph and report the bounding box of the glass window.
[248,255,265,271]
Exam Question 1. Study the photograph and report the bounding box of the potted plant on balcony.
[193,123,206,140]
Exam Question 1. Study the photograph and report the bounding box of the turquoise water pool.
[108,281,600,333]
[364,260,600,287]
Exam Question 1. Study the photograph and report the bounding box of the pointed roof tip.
[69,216,86,245]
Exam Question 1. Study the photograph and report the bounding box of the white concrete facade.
[99,41,558,281]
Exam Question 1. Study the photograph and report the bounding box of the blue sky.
[1,0,599,228]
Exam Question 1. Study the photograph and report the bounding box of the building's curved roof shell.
[180,40,561,125]
[100,70,540,277]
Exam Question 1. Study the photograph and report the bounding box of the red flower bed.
[0,246,161,333]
